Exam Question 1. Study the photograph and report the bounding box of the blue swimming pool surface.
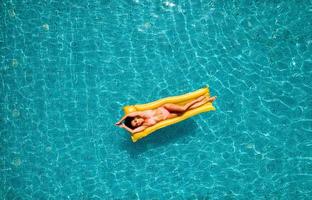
[1,0,312,199]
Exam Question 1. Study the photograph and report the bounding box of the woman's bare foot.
[195,95,206,102]
[200,96,217,104]
[208,96,217,102]
[188,96,214,110]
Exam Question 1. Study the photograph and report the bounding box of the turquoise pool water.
[1,0,312,199]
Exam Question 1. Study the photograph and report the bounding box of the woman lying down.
[115,95,216,135]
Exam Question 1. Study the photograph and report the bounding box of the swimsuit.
[158,107,171,119]
[145,107,171,125]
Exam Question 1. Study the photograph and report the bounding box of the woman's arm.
[121,124,135,134]
[121,124,148,135]
[132,126,148,134]
[127,111,143,117]
[115,111,142,125]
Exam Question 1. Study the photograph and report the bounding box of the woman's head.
[124,116,144,129]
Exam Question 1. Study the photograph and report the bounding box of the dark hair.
[124,116,135,129]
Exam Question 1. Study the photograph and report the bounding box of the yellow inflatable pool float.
[123,86,216,142]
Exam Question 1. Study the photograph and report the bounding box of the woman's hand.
[115,121,122,126]
[115,123,125,128]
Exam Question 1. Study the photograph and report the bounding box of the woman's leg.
[188,96,217,110]
[167,113,178,119]
[163,95,207,113]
